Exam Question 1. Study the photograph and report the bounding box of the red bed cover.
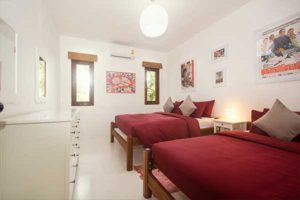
[152,131,300,200]
[115,112,201,147]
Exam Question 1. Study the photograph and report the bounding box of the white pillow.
[253,99,300,141]
[163,97,174,113]
[179,95,196,116]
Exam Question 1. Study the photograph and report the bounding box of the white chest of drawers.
[0,109,80,200]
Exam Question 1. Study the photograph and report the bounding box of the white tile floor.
[73,131,148,200]
[73,128,189,200]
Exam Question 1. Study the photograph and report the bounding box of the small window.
[38,57,46,98]
[71,60,94,106]
[145,68,159,104]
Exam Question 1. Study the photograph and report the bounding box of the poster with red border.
[106,71,136,94]
[256,14,300,83]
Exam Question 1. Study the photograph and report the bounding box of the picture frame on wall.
[211,44,228,63]
[181,59,195,91]
[106,71,136,94]
[214,68,226,87]
[255,13,300,84]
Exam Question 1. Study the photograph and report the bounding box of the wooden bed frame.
[143,123,253,199]
[110,121,214,171]
[143,148,174,200]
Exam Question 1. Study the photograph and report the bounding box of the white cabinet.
[0,109,80,200]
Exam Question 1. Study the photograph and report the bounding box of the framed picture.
[212,44,228,63]
[181,59,195,90]
[106,71,136,93]
[214,69,226,87]
[255,13,300,84]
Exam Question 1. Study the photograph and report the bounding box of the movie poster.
[256,14,300,83]
[106,71,136,93]
[181,60,194,90]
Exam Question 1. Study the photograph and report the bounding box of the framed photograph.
[106,71,136,93]
[255,13,300,84]
[181,59,195,90]
[214,69,226,87]
[212,44,228,63]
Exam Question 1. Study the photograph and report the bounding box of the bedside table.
[214,119,247,133]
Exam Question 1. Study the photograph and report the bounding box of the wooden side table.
[214,119,247,133]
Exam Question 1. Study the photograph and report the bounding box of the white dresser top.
[0,109,79,125]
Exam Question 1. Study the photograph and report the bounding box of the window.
[71,60,94,106]
[145,67,159,104]
[38,57,46,98]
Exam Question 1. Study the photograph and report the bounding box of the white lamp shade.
[140,4,168,38]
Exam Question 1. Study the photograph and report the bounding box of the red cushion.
[202,100,215,117]
[250,110,269,136]
[191,102,207,118]
[172,101,183,115]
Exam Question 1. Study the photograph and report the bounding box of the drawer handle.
[70,180,76,184]
[72,125,78,128]
[73,164,78,168]
[72,143,78,146]
[71,131,80,135]
[76,146,80,149]
[70,154,79,157]
[75,136,80,139]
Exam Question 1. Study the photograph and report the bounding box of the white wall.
[59,36,167,135]
[0,0,60,117]
[167,0,300,120]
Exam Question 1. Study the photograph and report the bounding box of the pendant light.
[139,0,168,38]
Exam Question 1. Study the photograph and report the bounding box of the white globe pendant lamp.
[140,1,168,38]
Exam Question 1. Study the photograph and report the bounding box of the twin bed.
[110,112,215,171]
[143,131,300,200]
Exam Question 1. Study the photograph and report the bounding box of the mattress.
[195,117,214,129]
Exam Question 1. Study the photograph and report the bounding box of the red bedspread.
[115,112,200,147]
[152,131,300,200]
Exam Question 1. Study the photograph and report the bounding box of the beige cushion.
[163,97,174,113]
[179,95,196,116]
[253,99,300,141]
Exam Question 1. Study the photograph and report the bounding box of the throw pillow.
[253,99,300,141]
[179,96,197,116]
[163,97,174,113]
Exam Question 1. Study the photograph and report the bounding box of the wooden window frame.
[145,67,160,105]
[71,60,94,106]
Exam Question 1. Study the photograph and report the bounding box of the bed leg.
[126,136,133,171]
[143,148,152,198]
[110,122,115,143]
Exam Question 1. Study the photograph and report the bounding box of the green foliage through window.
[146,71,156,101]
[145,68,159,104]
[39,57,46,98]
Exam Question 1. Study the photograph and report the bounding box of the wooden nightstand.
[214,119,247,133]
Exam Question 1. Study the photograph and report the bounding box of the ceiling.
[45,0,250,51]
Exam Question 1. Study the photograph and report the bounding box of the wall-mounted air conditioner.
[110,48,135,60]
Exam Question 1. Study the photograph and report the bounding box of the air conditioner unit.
[110,49,135,59]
